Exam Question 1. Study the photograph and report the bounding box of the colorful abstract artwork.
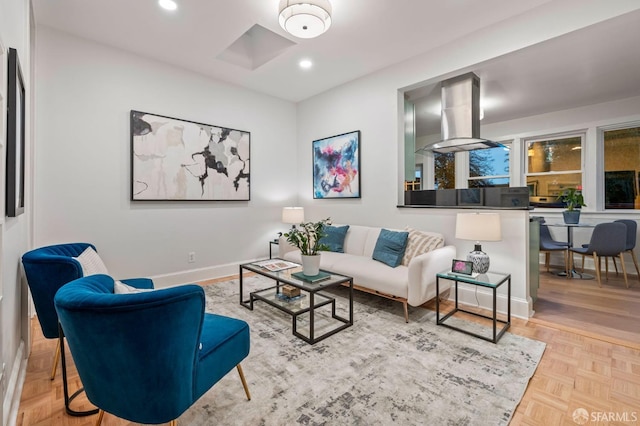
[313,131,361,199]
[131,111,250,201]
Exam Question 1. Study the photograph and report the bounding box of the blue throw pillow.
[319,225,350,253]
[372,229,409,267]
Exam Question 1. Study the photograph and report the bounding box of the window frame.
[600,121,640,211]
[524,131,585,200]
[467,141,512,188]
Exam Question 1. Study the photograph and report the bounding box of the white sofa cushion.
[342,225,372,256]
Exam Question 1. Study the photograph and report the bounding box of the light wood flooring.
[16,273,640,425]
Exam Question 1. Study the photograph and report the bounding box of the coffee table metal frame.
[435,271,511,344]
[239,261,354,344]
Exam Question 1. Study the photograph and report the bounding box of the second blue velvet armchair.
[54,274,251,425]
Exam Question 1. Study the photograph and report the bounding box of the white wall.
[0,0,31,423]
[34,27,299,284]
[296,2,640,319]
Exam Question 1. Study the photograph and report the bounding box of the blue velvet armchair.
[22,243,153,377]
[22,242,154,415]
[54,274,251,425]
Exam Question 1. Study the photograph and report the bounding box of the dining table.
[547,222,595,279]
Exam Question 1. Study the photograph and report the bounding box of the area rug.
[179,276,546,425]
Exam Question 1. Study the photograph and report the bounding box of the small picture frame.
[451,259,474,275]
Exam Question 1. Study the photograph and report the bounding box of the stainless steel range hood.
[417,72,502,154]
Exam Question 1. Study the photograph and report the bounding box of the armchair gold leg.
[51,339,61,380]
[169,420,177,426]
[95,409,104,426]
[236,364,251,401]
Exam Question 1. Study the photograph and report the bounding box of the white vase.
[301,254,321,276]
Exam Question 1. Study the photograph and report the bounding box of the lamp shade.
[282,207,304,224]
[455,213,502,242]
[279,0,332,39]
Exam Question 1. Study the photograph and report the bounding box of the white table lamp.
[455,213,502,273]
[282,207,304,228]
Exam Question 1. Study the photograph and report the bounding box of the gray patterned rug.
[179,276,546,425]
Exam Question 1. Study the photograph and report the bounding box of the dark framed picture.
[130,110,250,201]
[6,48,26,217]
[312,130,360,199]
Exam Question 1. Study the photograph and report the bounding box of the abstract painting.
[313,131,360,199]
[131,111,250,201]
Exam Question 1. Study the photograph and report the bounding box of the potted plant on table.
[284,217,331,276]
[560,187,586,224]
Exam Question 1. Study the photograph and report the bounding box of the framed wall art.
[312,130,360,199]
[130,110,250,201]
[6,48,26,217]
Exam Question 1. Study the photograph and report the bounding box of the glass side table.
[435,270,511,344]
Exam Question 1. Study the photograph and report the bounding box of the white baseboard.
[448,284,531,319]
[147,258,262,288]
[4,341,27,426]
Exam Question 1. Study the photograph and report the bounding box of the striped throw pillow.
[401,227,445,266]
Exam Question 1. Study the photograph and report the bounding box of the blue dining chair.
[569,222,628,288]
[613,219,640,283]
[21,242,153,415]
[539,223,570,274]
[54,274,251,425]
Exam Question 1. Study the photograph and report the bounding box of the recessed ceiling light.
[299,59,313,69]
[159,0,177,11]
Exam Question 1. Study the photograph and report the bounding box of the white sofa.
[279,225,456,322]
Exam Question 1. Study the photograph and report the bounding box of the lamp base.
[467,244,490,274]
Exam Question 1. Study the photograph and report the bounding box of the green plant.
[561,187,586,211]
[284,218,331,256]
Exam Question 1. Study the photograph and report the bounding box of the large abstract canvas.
[313,131,360,199]
[131,111,250,201]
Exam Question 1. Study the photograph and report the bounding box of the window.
[603,126,640,209]
[468,144,510,188]
[526,134,583,199]
[434,152,455,189]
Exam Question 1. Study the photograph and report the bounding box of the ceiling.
[32,1,640,133]
[32,0,554,102]
[406,9,640,138]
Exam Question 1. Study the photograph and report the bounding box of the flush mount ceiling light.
[158,0,177,11]
[279,0,332,39]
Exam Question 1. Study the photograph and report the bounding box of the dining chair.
[539,223,570,275]
[612,219,640,282]
[54,274,251,425]
[569,222,628,288]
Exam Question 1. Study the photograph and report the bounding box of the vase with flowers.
[560,187,586,224]
[284,217,331,276]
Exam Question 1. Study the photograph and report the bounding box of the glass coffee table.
[239,260,354,344]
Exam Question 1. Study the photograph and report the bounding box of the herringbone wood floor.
[15,272,640,425]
